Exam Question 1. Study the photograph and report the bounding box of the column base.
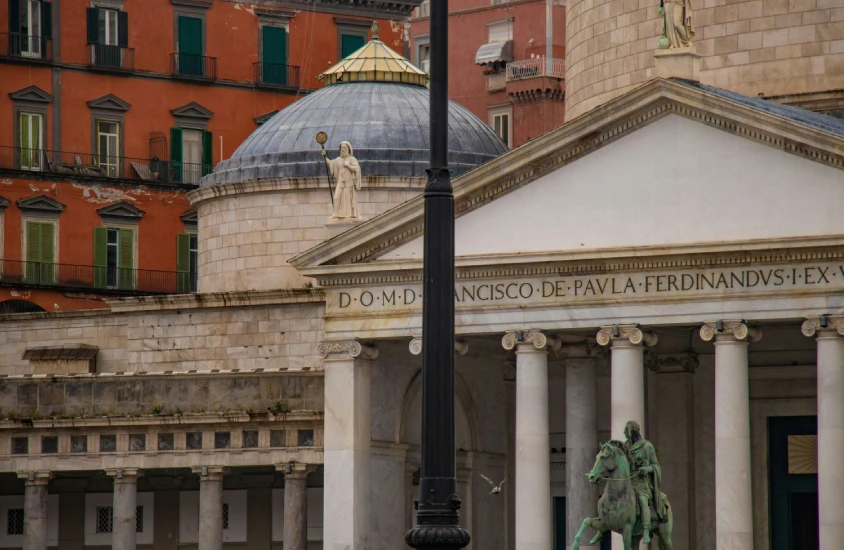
[653,47,701,81]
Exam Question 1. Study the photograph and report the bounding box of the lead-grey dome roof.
[202,82,509,186]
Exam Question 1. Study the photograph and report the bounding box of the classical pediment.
[180,209,198,223]
[9,85,53,103]
[291,78,843,274]
[254,110,279,125]
[97,201,146,219]
[16,195,66,213]
[0,196,9,210]
[171,102,214,120]
[87,93,132,112]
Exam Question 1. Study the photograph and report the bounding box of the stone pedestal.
[192,466,228,550]
[107,469,140,550]
[318,340,378,550]
[701,321,761,550]
[802,316,844,550]
[503,331,560,550]
[326,218,363,239]
[283,465,309,550]
[654,47,701,81]
[564,347,600,550]
[19,472,50,550]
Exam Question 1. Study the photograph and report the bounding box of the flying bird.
[480,473,507,495]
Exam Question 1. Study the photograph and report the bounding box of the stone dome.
[203,82,508,186]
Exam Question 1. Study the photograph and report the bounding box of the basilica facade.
[0,25,842,550]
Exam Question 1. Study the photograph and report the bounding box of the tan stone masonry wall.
[0,297,325,375]
[565,0,843,120]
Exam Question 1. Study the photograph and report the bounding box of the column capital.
[317,340,379,360]
[191,465,229,481]
[700,320,762,342]
[105,468,141,481]
[409,337,468,356]
[276,461,315,479]
[17,471,51,486]
[802,315,844,338]
[596,324,657,347]
[502,329,561,351]
[645,351,699,373]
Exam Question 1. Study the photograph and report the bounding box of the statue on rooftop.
[659,0,695,49]
[321,141,362,220]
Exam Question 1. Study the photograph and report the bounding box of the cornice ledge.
[106,288,325,312]
[0,367,323,384]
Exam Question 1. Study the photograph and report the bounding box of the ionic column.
[802,315,844,549]
[563,341,602,550]
[280,463,311,550]
[502,330,560,550]
[191,466,228,550]
[700,320,761,550]
[318,340,379,550]
[18,471,50,550]
[597,325,657,440]
[107,468,140,550]
[408,337,468,356]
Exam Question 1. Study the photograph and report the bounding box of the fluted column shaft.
[108,469,139,550]
[21,473,50,550]
[803,316,844,549]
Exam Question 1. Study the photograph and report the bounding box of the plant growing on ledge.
[149,403,164,415]
[269,399,289,414]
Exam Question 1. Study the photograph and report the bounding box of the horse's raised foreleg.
[572,517,603,550]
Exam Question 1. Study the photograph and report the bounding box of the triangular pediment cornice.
[171,102,214,120]
[284,78,843,271]
[16,195,66,213]
[87,93,132,112]
[180,209,197,223]
[97,201,146,219]
[254,110,279,125]
[9,85,53,103]
[0,196,9,210]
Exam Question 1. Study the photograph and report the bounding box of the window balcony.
[89,44,135,71]
[506,57,565,82]
[0,33,52,62]
[170,52,217,80]
[254,62,301,89]
[0,259,197,294]
[0,146,210,186]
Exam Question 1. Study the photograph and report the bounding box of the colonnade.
[15,464,312,550]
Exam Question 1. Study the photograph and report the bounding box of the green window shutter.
[41,1,52,40]
[340,34,365,58]
[39,222,54,285]
[201,130,213,176]
[170,127,183,182]
[176,233,191,293]
[87,7,100,44]
[117,228,134,289]
[178,16,203,75]
[93,226,108,288]
[262,26,288,85]
[26,221,41,263]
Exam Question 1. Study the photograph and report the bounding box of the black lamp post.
[405,0,471,548]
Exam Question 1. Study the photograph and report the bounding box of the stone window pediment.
[254,110,279,125]
[171,102,214,120]
[87,94,132,112]
[179,210,198,223]
[97,201,146,219]
[16,195,67,213]
[9,85,54,104]
[0,196,9,210]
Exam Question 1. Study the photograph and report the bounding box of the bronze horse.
[572,441,674,550]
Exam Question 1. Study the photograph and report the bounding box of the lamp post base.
[406,526,471,549]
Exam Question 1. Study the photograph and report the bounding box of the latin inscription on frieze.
[328,262,843,314]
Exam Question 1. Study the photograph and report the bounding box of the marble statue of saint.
[321,141,362,220]
[659,0,695,48]
[623,420,667,545]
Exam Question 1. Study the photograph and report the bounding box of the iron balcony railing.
[0,33,52,61]
[254,62,300,88]
[0,146,210,185]
[170,52,217,79]
[89,44,135,71]
[506,57,566,82]
[0,259,197,294]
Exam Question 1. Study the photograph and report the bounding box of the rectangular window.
[99,9,118,46]
[488,20,513,43]
[129,433,145,451]
[12,437,28,455]
[96,506,113,533]
[297,429,314,447]
[157,433,174,450]
[6,509,24,535]
[242,430,258,448]
[186,431,202,450]
[20,0,42,57]
[88,7,128,67]
[214,431,230,449]
[177,15,204,76]
[96,120,120,177]
[71,435,87,453]
[100,434,117,452]
[94,227,134,290]
[418,44,430,74]
[262,25,289,85]
[41,435,58,453]
[18,112,43,171]
[170,127,211,183]
[270,430,286,447]
[24,220,55,284]
[493,112,510,147]
[417,0,430,16]
[182,129,203,184]
[340,33,365,58]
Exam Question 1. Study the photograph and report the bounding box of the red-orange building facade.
[0,0,408,313]
[409,0,566,149]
